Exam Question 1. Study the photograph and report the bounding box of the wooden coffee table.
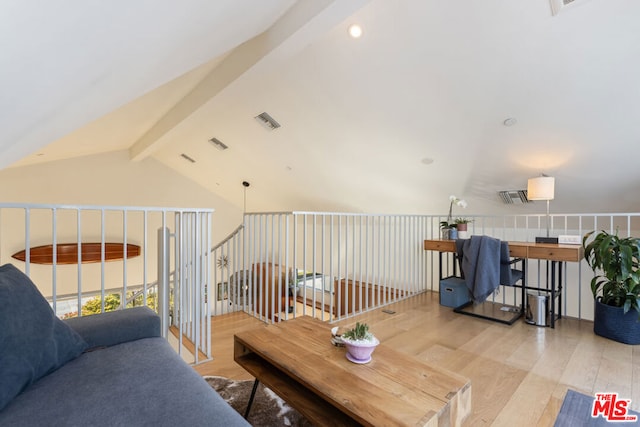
[234,316,471,426]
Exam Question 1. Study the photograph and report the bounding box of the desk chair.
[454,237,525,325]
[500,241,525,289]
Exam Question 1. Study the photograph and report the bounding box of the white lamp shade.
[527,176,555,201]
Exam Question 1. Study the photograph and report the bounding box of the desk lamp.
[527,176,555,239]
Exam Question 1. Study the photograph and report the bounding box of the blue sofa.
[0,264,249,427]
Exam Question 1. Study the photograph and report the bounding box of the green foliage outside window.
[70,290,166,318]
[81,293,122,316]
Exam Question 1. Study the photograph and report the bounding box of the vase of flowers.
[440,195,467,239]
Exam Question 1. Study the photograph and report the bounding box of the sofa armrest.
[63,306,161,349]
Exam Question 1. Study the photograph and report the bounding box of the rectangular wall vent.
[208,137,228,151]
[498,190,530,204]
[254,112,281,131]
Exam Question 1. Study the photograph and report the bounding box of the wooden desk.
[234,316,471,426]
[423,239,583,328]
[423,240,583,262]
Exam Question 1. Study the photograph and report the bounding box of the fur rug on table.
[205,376,312,427]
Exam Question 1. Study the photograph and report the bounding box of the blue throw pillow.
[0,264,88,411]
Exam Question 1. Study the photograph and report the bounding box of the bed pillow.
[0,264,88,411]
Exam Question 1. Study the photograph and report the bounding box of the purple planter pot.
[343,337,379,364]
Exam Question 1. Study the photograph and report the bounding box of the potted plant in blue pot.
[583,230,640,344]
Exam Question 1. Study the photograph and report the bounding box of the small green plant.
[342,322,373,341]
[454,218,473,225]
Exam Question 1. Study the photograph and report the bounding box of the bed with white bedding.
[294,270,333,305]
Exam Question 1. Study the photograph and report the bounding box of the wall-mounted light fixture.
[242,181,250,214]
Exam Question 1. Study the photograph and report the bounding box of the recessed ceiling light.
[348,24,363,39]
[503,118,518,127]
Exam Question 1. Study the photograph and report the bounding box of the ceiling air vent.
[208,137,228,151]
[254,112,281,131]
[498,190,530,204]
[550,0,590,15]
[180,153,196,163]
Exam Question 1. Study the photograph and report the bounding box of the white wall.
[0,150,243,239]
[0,150,243,301]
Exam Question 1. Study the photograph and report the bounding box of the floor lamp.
[527,176,555,238]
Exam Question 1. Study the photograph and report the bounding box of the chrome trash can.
[526,291,549,326]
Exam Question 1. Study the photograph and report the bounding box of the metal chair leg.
[244,379,260,419]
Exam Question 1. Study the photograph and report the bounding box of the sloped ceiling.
[1,0,295,166]
[6,0,640,216]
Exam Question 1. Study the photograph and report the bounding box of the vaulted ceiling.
[4,0,640,215]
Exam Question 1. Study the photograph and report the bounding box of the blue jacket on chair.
[456,236,501,303]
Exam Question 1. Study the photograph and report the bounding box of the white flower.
[447,195,468,224]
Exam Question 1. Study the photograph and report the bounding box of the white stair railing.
[0,203,213,364]
[211,213,431,323]
[4,203,640,333]
[210,211,640,324]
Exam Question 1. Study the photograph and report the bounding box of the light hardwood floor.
[194,292,640,426]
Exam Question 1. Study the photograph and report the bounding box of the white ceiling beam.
[129,0,370,161]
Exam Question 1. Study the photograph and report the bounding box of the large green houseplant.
[583,229,640,344]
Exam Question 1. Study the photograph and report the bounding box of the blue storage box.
[439,276,471,308]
